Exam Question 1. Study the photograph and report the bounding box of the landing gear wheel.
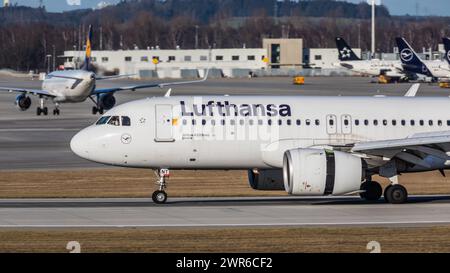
[360,181,382,201]
[92,106,98,115]
[384,184,408,204]
[98,107,104,115]
[152,190,167,204]
[36,107,42,116]
[53,109,60,115]
[43,107,48,116]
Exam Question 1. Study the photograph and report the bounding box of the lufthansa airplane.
[396,37,450,80]
[0,26,207,116]
[334,37,406,80]
[70,84,450,205]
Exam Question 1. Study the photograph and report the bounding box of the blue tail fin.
[335,37,361,61]
[442,37,450,65]
[81,25,93,71]
[395,37,432,77]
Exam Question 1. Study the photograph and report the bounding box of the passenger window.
[268,120,272,126]
[306,119,311,126]
[96,116,111,125]
[121,116,131,126]
[420,120,424,126]
[249,120,254,126]
[355,119,359,126]
[410,120,415,126]
[182,119,187,125]
[287,120,291,126]
[240,120,245,126]
[278,120,282,126]
[383,120,388,126]
[230,120,236,126]
[211,120,216,126]
[373,120,378,126]
[315,119,320,126]
[296,119,301,126]
[221,120,225,125]
[392,120,397,126]
[401,120,406,126]
[429,120,433,126]
[344,119,349,126]
[192,120,196,125]
[258,120,263,126]
[364,119,369,126]
[108,116,120,126]
[447,120,450,126]
[438,120,443,126]
[202,119,207,125]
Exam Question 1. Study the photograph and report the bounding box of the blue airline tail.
[395,37,433,77]
[81,25,93,71]
[442,37,450,65]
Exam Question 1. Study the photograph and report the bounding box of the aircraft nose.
[70,129,90,160]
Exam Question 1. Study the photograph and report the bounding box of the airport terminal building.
[62,38,363,78]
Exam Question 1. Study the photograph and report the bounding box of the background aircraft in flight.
[0,25,208,116]
[396,37,450,81]
[334,37,407,81]
[70,84,450,205]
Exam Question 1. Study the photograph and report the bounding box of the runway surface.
[1,75,450,170]
[2,196,450,228]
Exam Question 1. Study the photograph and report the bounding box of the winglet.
[404,83,420,97]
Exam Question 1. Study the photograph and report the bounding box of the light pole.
[371,0,376,59]
[46,54,52,74]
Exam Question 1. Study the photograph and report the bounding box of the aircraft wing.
[0,87,55,97]
[351,131,450,168]
[92,70,209,95]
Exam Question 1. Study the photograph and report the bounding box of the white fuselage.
[42,70,95,103]
[335,60,404,77]
[71,96,450,171]
[422,60,450,78]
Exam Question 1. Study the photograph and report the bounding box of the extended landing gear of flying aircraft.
[359,180,383,201]
[152,168,169,204]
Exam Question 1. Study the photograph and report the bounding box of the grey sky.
[4,0,450,16]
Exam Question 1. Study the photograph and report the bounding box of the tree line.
[0,0,449,71]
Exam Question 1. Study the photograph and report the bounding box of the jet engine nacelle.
[248,169,285,190]
[283,148,364,196]
[98,93,116,110]
[15,94,31,111]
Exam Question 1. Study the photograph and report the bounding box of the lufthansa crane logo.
[400,49,413,62]
[121,134,132,144]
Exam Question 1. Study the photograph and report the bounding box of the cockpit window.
[122,116,131,126]
[96,116,111,125]
[108,116,121,126]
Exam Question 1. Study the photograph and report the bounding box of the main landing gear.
[360,176,408,204]
[152,168,169,204]
[53,103,60,115]
[89,95,104,115]
[36,97,48,116]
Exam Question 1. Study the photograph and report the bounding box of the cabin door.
[155,104,175,142]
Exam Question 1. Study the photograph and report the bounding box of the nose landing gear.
[53,103,60,115]
[152,168,169,204]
